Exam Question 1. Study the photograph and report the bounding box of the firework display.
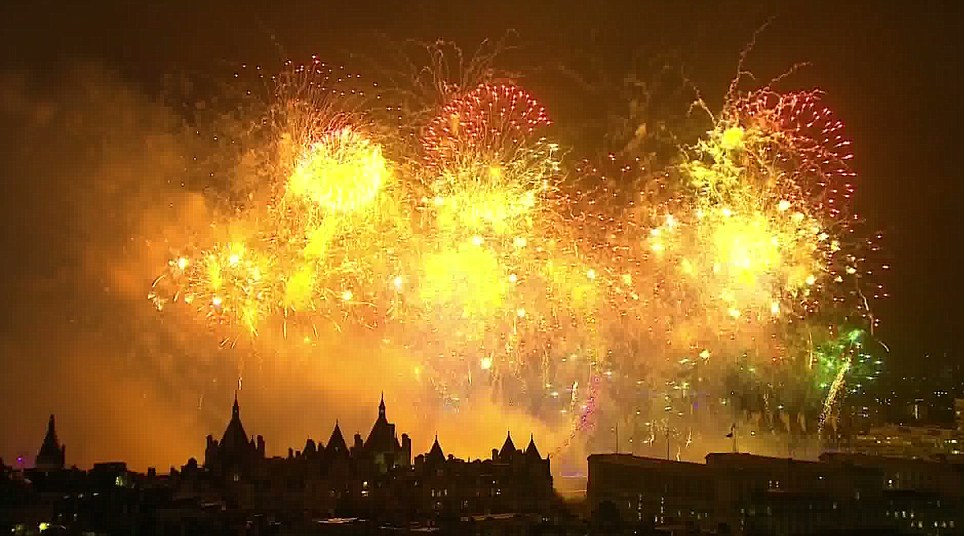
[150,59,885,459]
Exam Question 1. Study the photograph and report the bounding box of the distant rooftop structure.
[35,414,65,471]
[851,421,964,461]
[588,451,964,535]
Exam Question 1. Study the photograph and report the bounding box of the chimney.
[492,448,499,460]
[256,435,265,457]
[401,434,412,466]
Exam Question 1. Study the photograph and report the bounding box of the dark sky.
[0,0,962,468]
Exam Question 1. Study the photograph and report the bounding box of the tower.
[36,415,65,471]
[364,393,409,472]
[204,394,262,475]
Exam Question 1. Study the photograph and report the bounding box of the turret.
[209,395,261,475]
[36,414,65,471]
[525,434,542,459]
[204,435,219,468]
[326,421,348,456]
[498,431,516,461]
[426,435,445,466]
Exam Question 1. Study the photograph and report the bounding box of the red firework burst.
[421,83,552,167]
[726,89,857,218]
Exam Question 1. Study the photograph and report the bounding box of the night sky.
[1,0,962,469]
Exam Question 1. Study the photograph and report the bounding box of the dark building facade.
[588,451,964,535]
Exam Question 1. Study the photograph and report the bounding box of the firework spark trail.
[819,360,851,433]
[150,59,884,457]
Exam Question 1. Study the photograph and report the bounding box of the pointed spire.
[427,434,445,464]
[378,392,386,419]
[326,421,348,455]
[220,393,249,451]
[500,431,516,458]
[525,433,541,459]
[37,414,64,470]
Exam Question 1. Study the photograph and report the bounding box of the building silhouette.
[2,398,561,533]
[35,415,65,471]
[362,393,412,474]
[203,393,264,480]
[184,394,553,519]
[588,451,964,535]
